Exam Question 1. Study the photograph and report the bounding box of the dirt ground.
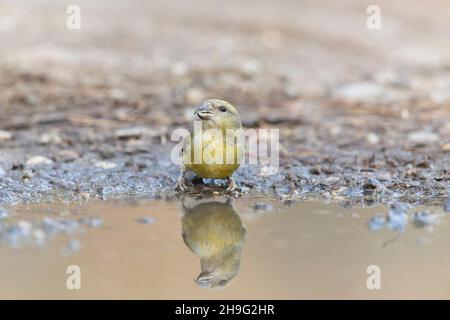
[0,0,449,207]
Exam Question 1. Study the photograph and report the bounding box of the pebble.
[56,150,80,162]
[40,132,62,145]
[363,178,380,191]
[366,133,380,145]
[259,166,279,176]
[0,130,13,141]
[136,216,156,224]
[240,59,263,77]
[115,126,158,140]
[334,82,384,102]
[108,88,127,101]
[26,156,54,167]
[94,161,117,170]
[171,62,188,76]
[442,143,450,151]
[407,130,439,144]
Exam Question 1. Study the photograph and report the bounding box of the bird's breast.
[183,133,242,179]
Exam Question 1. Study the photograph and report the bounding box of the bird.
[181,198,246,289]
[176,99,243,191]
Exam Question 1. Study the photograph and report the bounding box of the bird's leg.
[226,177,237,192]
[175,167,189,191]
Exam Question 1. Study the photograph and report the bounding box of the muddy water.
[0,196,449,299]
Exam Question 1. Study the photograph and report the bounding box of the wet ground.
[0,197,449,299]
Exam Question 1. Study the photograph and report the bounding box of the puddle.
[0,196,449,299]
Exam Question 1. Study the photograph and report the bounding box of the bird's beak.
[195,102,215,120]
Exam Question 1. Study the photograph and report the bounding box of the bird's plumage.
[177,99,243,190]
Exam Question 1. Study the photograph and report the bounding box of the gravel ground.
[0,0,449,207]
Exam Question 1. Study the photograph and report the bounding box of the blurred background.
[1,0,449,127]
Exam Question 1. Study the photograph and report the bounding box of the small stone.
[171,62,188,76]
[363,178,380,191]
[115,126,158,140]
[400,108,410,119]
[366,133,380,145]
[108,88,127,101]
[241,59,263,77]
[21,169,35,181]
[0,130,13,141]
[0,165,5,176]
[374,70,406,87]
[26,156,53,167]
[334,82,384,102]
[136,216,156,224]
[442,143,450,151]
[408,130,439,144]
[259,166,279,176]
[40,132,62,145]
[56,150,79,162]
[94,161,117,170]
[97,145,116,159]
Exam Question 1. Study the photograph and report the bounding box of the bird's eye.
[219,106,227,112]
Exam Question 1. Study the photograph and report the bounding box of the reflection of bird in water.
[181,197,246,289]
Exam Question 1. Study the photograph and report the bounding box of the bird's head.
[194,99,241,130]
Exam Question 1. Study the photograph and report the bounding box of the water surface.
[0,196,448,299]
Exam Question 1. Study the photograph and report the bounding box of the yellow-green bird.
[181,199,246,289]
[176,99,243,191]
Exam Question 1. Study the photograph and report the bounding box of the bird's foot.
[226,177,237,192]
[175,175,189,191]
